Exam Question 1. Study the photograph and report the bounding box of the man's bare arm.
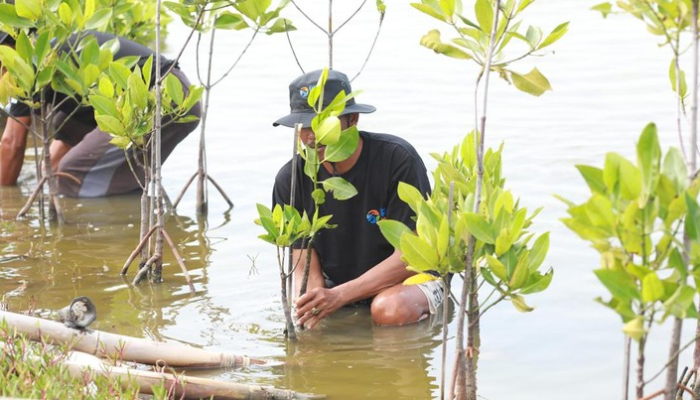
[1,116,31,185]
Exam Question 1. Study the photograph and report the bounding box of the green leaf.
[517,0,536,12]
[464,212,496,244]
[439,0,455,21]
[594,269,640,301]
[0,4,34,28]
[591,2,612,18]
[322,177,358,200]
[311,188,325,205]
[90,94,120,119]
[16,0,42,20]
[378,220,412,250]
[641,272,664,303]
[623,317,645,341]
[108,61,131,90]
[215,12,247,30]
[637,123,661,206]
[510,67,552,97]
[165,73,184,105]
[266,18,294,34]
[474,0,493,34]
[95,115,126,136]
[669,58,688,98]
[400,233,439,271]
[398,181,426,208]
[528,232,549,271]
[410,3,446,22]
[509,256,529,289]
[520,268,554,295]
[85,8,112,30]
[316,115,341,145]
[58,2,72,25]
[576,165,606,194]
[510,294,534,313]
[324,126,359,162]
[662,147,688,193]
[686,194,700,241]
[538,22,569,49]
[485,254,508,281]
[420,29,471,59]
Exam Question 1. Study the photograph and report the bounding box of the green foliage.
[89,56,203,149]
[593,0,694,104]
[559,124,700,341]
[378,131,553,312]
[0,320,148,398]
[255,203,312,246]
[165,0,295,35]
[411,0,568,96]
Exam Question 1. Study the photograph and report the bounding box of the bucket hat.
[273,69,375,128]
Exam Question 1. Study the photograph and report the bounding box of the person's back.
[0,29,201,197]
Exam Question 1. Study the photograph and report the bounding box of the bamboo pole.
[64,357,325,399]
[1,311,265,369]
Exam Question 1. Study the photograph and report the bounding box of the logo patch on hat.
[299,85,316,99]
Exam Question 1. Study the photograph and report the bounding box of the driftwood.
[1,311,264,369]
[65,351,324,400]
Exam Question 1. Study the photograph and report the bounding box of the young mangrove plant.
[381,0,567,398]
[255,68,363,339]
[592,1,700,398]
[0,0,169,224]
[167,0,296,215]
[559,124,700,399]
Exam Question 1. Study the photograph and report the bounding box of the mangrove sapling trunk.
[666,318,683,400]
[328,0,333,69]
[690,1,700,397]
[287,124,301,305]
[279,247,297,340]
[151,0,166,284]
[624,336,631,400]
[440,182,455,400]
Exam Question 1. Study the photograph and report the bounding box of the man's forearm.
[333,250,413,305]
[0,117,30,186]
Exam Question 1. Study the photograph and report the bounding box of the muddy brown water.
[1,1,697,398]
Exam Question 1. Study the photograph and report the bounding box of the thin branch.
[290,0,328,34]
[159,7,206,84]
[210,28,259,88]
[350,9,385,82]
[334,0,367,34]
[133,254,160,285]
[646,334,700,385]
[284,19,305,74]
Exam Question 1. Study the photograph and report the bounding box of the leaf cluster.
[89,55,203,149]
[559,123,700,341]
[412,0,568,96]
[378,131,553,313]
[165,0,295,35]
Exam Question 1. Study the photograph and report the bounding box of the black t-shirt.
[272,131,432,286]
[9,31,170,126]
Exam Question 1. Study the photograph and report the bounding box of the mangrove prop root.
[133,254,159,286]
[207,175,233,208]
[162,228,195,293]
[122,225,158,275]
[173,172,197,209]
[16,176,47,219]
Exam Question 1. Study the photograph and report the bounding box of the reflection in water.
[0,190,226,342]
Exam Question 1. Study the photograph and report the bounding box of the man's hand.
[295,287,345,329]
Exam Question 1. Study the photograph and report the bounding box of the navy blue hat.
[273,69,376,128]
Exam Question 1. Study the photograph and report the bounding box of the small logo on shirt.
[366,208,386,224]
[299,85,316,99]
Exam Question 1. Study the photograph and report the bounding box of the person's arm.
[1,116,31,186]
[293,246,325,299]
[295,249,413,328]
